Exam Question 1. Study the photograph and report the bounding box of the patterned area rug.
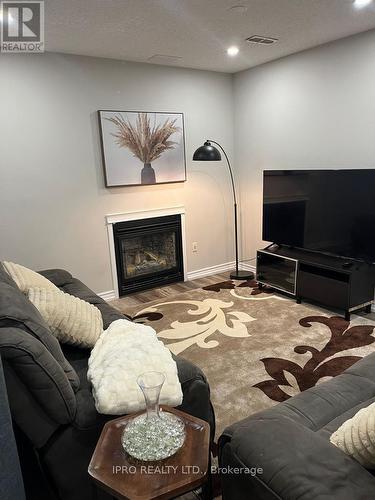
[114,280,375,438]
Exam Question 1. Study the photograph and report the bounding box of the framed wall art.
[98,110,186,187]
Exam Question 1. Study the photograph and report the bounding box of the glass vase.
[121,371,185,461]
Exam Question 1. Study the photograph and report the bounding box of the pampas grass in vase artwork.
[105,112,181,185]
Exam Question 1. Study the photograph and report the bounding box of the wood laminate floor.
[111,272,231,309]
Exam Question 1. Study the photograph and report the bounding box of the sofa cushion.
[28,287,103,348]
[3,262,59,294]
[318,396,375,440]
[0,282,80,391]
[68,354,110,430]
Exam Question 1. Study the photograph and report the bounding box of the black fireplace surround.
[113,215,184,296]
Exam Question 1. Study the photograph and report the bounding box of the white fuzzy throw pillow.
[28,287,103,348]
[87,319,183,415]
[330,402,375,468]
[3,261,59,294]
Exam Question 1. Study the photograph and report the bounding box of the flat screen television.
[263,169,375,263]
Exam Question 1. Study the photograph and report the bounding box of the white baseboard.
[187,261,256,280]
[186,261,236,281]
[98,290,116,301]
[98,261,256,301]
[240,263,256,274]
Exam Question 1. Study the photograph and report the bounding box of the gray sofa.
[219,353,375,499]
[0,354,25,500]
[0,264,215,500]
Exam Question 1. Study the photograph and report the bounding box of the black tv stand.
[342,261,354,269]
[256,245,374,320]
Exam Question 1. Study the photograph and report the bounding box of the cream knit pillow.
[330,402,375,468]
[28,287,103,348]
[3,261,59,293]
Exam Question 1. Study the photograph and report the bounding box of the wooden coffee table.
[88,406,210,500]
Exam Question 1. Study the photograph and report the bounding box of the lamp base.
[230,270,254,280]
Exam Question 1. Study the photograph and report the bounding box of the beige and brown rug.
[113,280,375,437]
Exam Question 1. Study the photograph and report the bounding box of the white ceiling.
[45,0,375,73]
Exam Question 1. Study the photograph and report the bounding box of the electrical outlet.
[192,242,198,253]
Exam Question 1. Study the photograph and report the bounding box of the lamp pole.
[204,140,253,280]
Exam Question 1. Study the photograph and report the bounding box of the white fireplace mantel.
[106,206,185,225]
[106,206,187,299]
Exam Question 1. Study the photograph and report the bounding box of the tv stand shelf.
[256,245,374,320]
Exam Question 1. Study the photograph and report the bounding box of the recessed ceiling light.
[353,0,373,9]
[227,46,239,57]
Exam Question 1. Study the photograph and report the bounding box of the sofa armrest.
[219,415,375,500]
[1,328,77,447]
[174,355,215,441]
[0,355,26,500]
[38,269,74,287]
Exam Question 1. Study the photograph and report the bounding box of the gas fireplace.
[113,214,184,296]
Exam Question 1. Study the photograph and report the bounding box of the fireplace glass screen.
[113,214,184,296]
[122,231,177,278]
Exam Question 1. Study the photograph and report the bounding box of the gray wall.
[234,30,375,262]
[0,54,234,293]
[1,30,375,294]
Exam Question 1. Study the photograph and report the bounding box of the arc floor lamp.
[193,140,254,280]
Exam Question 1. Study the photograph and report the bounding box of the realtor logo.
[1,1,44,53]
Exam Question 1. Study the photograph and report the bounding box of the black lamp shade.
[192,141,221,161]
